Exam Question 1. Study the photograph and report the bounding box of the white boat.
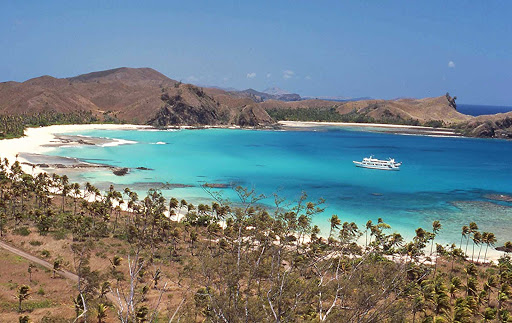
[353,155,402,171]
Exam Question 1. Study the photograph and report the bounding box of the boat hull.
[353,161,400,171]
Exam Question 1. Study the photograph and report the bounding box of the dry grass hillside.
[0,67,273,127]
[1,67,511,137]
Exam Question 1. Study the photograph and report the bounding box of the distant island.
[1,67,511,139]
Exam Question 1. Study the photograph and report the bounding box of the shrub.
[13,227,31,236]
[29,240,43,246]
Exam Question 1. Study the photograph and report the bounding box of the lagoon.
[48,126,512,249]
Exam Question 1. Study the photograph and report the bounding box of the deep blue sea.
[457,104,512,116]
[48,127,512,248]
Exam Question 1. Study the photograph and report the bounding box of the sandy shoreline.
[0,123,509,262]
[278,121,460,136]
[0,124,150,174]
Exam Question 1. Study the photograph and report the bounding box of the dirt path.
[0,240,79,282]
[0,240,120,309]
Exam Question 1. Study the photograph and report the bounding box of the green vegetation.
[0,110,118,139]
[0,159,511,321]
[266,107,423,126]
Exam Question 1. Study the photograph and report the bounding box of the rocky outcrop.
[237,105,275,127]
[150,93,220,126]
[457,112,512,138]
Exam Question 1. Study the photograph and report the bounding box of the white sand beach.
[279,121,459,136]
[0,124,149,173]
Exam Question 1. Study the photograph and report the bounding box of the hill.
[0,67,274,127]
[227,88,302,102]
[1,67,511,138]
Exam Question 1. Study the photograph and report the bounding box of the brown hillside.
[0,67,274,126]
[458,111,512,138]
[5,67,508,135]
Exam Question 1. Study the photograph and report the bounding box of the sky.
[1,1,511,105]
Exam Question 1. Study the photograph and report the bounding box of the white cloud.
[266,73,272,78]
[187,75,199,82]
[305,75,312,80]
[283,70,295,79]
[246,72,256,79]
[448,61,455,68]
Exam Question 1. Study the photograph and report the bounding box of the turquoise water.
[48,127,512,246]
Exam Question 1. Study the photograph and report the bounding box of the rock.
[113,168,129,176]
[496,246,512,253]
[203,183,230,188]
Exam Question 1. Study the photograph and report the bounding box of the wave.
[99,139,137,147]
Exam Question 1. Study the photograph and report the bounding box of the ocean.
[457,104,512,116]
[48,126,512,248]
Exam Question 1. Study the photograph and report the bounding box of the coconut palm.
[466,222,478,256]
[52,259,61,279]
[471,231,482,262]
[97,303,108,323]
[365,220,373,248]
[328,214,341,238]
[18,315,31,323]
[460,225,469,254]
[430,220,442,257]
[16,285,30,312]
[482,232,497,263]
[477,232,489,263]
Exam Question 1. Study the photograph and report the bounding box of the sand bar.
[0,124,150,173]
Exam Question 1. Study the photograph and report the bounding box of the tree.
[16,285,30,313]
[431,220,442,274]
[18,315,30,323]
[97,303,108,323]
[328,214,341,238]
[471,231,481,262]
[27,264,34,282]
[53,259,62,279]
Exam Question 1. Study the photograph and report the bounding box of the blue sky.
[1,1,511,105]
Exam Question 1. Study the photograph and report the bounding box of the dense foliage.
[266,107,424,126]
[0,160,511,322]
[0,110,119,139]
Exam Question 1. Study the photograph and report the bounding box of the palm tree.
[466,222,478,256]
[471,231,481,262]
[27,264,34,282]
[53,259,61,279]
[329,214,341,238]
[96,303,108,323]
[482,232,497,263]
[100,281,111,299]
[460,225,469,253]
[477,232,489,263]
[365,220,373,248]
[18,315,31,323]
[430,220,442,258]
[16,285,30,312]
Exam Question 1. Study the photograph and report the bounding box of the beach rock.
[113,168,129,176]
[496,246,512,253]
[203,183,230,188]
[136,167,153,170]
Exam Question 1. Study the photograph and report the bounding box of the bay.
[48,127,512,248]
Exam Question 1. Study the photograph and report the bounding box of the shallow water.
[48,127,512,248]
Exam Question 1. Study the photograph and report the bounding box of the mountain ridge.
[0,67,510,137]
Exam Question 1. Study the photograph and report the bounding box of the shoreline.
[0,124,150,174]
[0,123,509,262]
[278,120,461,136]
